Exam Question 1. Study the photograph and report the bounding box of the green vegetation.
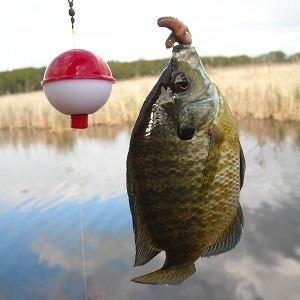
[108,59,169,79]
[0,51,299,95]
[1,63,299,130]
[0,67,46,95]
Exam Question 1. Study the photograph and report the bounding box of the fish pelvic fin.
[131,263,196,285]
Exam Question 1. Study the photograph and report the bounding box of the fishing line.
[68,1,88,299]
[72,27,76,49]
[75,130,88,300]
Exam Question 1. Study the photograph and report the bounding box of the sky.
[0,0,299,71]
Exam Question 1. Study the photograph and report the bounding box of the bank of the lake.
[0,63,299,130]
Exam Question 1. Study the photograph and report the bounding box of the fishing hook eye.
[171,73,190,95]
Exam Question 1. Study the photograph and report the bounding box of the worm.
[157,16,192,48]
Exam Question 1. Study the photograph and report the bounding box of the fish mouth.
[173,44,193,52]
[177,125,195,140]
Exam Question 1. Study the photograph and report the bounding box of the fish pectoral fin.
[131,263,196,285]
[202,125,225,181]
[208,125,225,154]
[202,204,244,258]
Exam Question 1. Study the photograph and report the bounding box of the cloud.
[1,0,299,71]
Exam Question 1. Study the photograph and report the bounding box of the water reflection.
[0,126,132,212]
[0,120,299,300]
[0,125,133,151]
[236,118,300,148]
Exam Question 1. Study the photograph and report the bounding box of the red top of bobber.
[42,49,115,84]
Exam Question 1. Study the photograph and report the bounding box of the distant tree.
[289,53,300,62]
[0,51,298,95]
[269,51,287,62]
[257,51,287,63]
[0,67,45,95]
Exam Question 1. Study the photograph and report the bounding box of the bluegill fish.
[126,44,246,285]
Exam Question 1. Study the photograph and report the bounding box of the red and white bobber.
[41,49,115,129]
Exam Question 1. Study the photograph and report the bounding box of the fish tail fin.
[131,263,196,285]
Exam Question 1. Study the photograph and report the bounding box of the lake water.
[0,120,299,300]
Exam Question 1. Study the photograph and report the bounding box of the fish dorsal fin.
[240,143,246,190]
[202,204,244,257]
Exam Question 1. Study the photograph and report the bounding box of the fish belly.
[131,121,240,266]
[132,130,209,260]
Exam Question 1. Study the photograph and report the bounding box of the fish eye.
[171,74,190,94]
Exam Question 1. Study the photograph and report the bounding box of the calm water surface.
[0,120,299,300]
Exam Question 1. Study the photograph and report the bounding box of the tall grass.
[0,63,299,130]
[209,63,300,121]
[0,76,156,130]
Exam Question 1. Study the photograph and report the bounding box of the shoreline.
[0,63,299,130]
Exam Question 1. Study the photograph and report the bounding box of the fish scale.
[133,132,213,254]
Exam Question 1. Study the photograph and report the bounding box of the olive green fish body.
[127,45,245,285]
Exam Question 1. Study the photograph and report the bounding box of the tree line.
[0,51,299,95]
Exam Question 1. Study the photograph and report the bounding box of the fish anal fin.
[127,173,160,267]
[134,248,160,267]
[132,263,196,285]
[134,224,160,266]
[202,204,244,258]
